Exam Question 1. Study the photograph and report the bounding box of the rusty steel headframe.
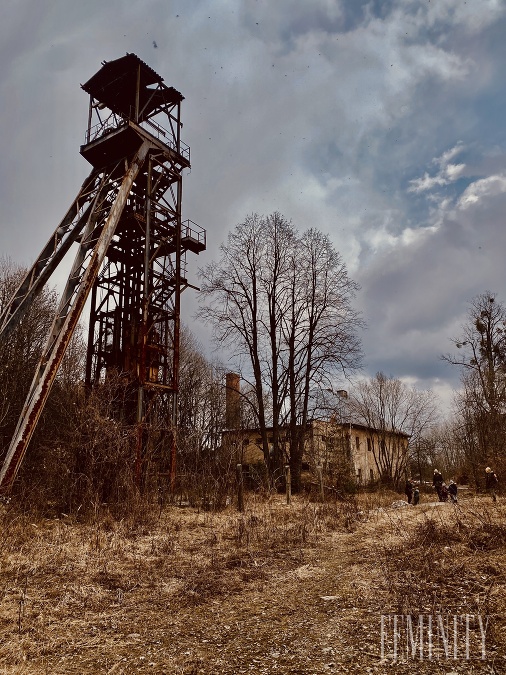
[0,54,206,492]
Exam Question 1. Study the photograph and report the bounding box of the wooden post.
[317,464,324,502]
[285,464,291,505]
[236,463,244,513]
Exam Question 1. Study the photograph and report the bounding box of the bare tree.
[410,419,466,484]
[178,326,226,463]
[450,372,497,486]
[349,372,439,487]
[283,228,363,491]
[176,326,239,506]
[442,292,506,465]
[198,213,363,490]
[0,258,91,507]
[0,259,59,453]
[198,214,274,474]
[0,261,50,421]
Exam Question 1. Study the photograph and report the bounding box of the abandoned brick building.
[222,373,409,485]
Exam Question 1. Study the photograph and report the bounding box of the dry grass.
[379,504,506,616]
[0,491,504,673]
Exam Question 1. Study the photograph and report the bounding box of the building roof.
[223,420,410,439]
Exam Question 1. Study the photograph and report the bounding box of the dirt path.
[47,533,381,674]
[0,498,504,674]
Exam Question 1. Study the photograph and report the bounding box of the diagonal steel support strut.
[0,170,103,342]
[0,141,151,491]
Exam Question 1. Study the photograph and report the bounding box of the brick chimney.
[225,372,241,429]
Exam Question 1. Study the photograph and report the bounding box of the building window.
[357,468,362,483]
[367,438,371,452]
[355,436,360,450]
[370,468,374,482]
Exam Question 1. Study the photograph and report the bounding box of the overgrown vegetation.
[380,506,506,618]
[0,492,504,673]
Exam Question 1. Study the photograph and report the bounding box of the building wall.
[223,421,408,485]
[309,421,409,484]
[352,430,377,484]
[308,421,379,483]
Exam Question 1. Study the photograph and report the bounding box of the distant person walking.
[439,482,449,502]
[405,478,414,504]
[433,469,444,501]
[448,480,458,504]
[413,483,420,505]
[485,467,499,502]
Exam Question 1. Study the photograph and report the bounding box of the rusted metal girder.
[0,170,102,342]
[0,141,151,491]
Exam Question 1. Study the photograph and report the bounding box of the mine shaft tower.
[0,54,205,490]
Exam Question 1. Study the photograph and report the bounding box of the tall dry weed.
[379,502,506,633]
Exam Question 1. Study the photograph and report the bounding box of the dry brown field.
[0,489,505,674]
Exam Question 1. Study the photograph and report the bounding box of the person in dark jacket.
[433,469,444,501]
[485,467,498,502]
[412,484,420,505]
[448,480,458,504]
[405,478,414,504]
[439,482,449,502]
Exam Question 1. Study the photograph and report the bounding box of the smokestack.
[226,372,241,429]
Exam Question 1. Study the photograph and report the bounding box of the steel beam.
[0,141,151,491]
[0,170,102,342]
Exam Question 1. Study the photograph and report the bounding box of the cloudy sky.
[1,0,506,411]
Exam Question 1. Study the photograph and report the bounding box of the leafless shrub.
[380,504,505,625]
[172,471,234,512]
[315,499,363,532]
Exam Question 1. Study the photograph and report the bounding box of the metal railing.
[84,113,190,163]
[182,219,206,247]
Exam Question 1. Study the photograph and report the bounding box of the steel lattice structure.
[0,54,205,491]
